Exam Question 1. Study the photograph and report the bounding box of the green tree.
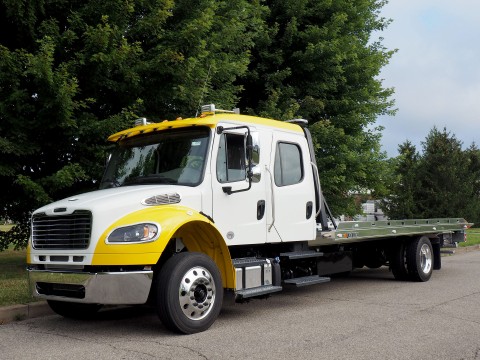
[239,0,396,216]
[382,141,422,219]
[384,128,480,224]
[417,127,477,220]
[463,145,480,224]
[0,0,265,250]
[0,0,396,249]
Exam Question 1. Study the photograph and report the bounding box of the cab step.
[279,250,324,259]
[235,285,283,300]
[233,257,282,295]
[440,249,455,255]
[283,275,330,287]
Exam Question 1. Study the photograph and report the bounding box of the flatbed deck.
[311,218,472,246]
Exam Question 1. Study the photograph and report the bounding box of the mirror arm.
[217,125,254,195]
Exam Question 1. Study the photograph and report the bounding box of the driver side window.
[217,133,246,183]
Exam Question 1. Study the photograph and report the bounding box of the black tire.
[47,300,102,319]
[406,236,433,282]
[390,241,409,281]
[157,252,223,334]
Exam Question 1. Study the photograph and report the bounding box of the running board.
[279,250,324,259]
[283,275,331,287]
[235,285,283,300]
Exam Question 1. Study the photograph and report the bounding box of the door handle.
[257,200,266,220]
[306,201,313,219]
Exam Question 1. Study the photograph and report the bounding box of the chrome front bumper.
[28,269,154,305]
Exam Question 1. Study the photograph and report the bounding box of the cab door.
[211,124,268,246]
[266,132,316,242]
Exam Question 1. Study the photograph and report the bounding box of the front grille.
[32,211,92,250]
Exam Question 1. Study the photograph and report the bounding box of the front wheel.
[406,236,433,282]
[156,252,223,334]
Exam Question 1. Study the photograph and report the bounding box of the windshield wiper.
[123,174,177,185]
[101,178,121,188]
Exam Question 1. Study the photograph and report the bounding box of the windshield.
[100,127,210,189]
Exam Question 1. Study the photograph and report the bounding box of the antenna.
[195,64,212,117]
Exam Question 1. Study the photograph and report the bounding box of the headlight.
[106,223,160,244]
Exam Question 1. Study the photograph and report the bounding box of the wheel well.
[154,221,235,290]
[382,235,441,272]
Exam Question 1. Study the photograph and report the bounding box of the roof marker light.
[135,117,150,127]
[201,104,240,116]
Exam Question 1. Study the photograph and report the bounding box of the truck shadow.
[345,266,397,281]
[34,267,400,335]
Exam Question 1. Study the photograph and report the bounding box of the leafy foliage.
[383,127,480,225]
[382,141,422,219]
[0,0,266,250]
[239,0,396,216]
[0,0,396,249]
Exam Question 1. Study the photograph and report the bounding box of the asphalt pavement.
[1,247,480,360]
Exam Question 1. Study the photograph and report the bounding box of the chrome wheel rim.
[179,266,216,321]
[420,243,432,274]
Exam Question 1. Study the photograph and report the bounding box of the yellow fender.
[93,205,235,289]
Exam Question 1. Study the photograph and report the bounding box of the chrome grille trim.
[32,210,92,250]
[142,193,181,206]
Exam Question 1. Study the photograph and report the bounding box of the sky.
[375,0,480,157]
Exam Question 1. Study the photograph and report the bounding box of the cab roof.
[107,113,303,142]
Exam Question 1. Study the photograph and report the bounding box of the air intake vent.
[32,210,92,250]
[142,193,181,206]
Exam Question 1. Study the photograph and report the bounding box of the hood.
[34,185,203,219]
[30,185,205,260]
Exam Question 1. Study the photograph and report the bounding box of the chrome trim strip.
[142,192,181,206]
[311,161,322,218]
[28,269,153,304]
[266,166,275,232]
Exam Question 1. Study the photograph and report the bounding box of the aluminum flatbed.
[312,218,472,246]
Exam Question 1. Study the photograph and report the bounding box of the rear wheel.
[406,236,433,282]
[47,300,102,319]
[390,241,409,281]
[157,252,223,334]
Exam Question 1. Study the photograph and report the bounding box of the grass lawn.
[460,228,480,247]
[0,224,36,306]
[0,246,36,307]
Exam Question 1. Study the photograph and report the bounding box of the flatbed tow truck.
[27,105,472,333]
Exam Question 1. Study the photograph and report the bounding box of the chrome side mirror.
[251,165,261,183]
